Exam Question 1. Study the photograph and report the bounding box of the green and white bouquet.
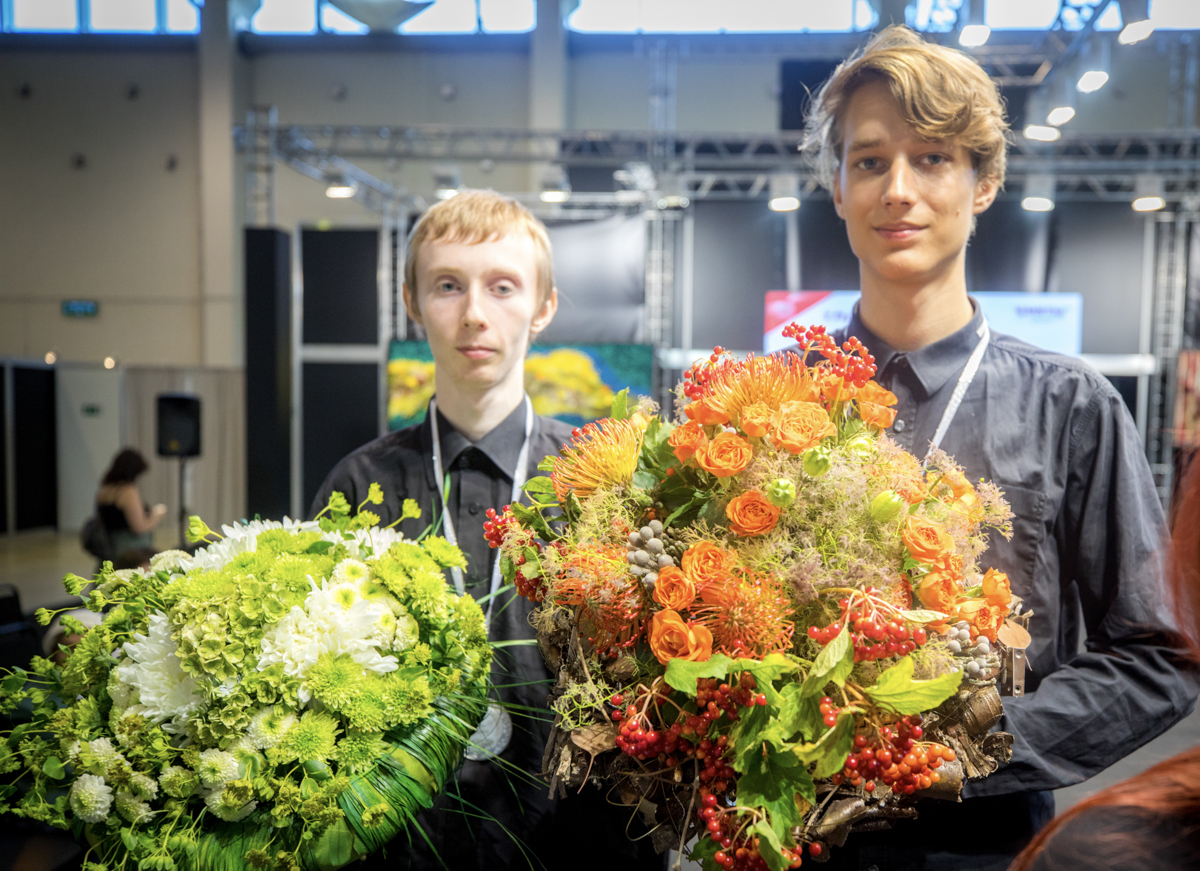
[0,487,493,871]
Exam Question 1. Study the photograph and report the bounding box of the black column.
[245,228,292,520]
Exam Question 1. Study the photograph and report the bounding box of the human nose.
[460,283,489,330]
[882,157,916,207]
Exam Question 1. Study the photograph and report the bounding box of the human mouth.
[458,346,496,360]
[876,223,924,241]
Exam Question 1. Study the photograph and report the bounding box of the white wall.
[55,365,124,531]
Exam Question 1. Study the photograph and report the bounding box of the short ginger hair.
[804,25,1010,191]
[404,189,555,310]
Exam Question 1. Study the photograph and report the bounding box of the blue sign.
[62,299,99,317]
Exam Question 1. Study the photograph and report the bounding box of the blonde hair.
[404,189,555,310]
[804,25,1010,191]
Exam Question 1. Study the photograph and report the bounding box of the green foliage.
[865,656,963,715]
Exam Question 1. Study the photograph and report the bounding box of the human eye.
[435,278,460,294]
[492,279,517,296]
[923,152,950,167]
[855,156,882,171]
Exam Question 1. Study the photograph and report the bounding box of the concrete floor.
[2,531,1199,870]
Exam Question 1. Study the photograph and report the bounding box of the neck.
[857,257,973,352]
[433,374,525,443]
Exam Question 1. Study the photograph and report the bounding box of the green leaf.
[510,503,559,543]
[662,654,732,694]
[865,656,963,715]
[499,554,516,586]
[778,683,823,742]
[521,476,558,505]
[537,455,556,472]
[731,653,800,706]
[961,583,983,598]
[899,608,949,624]
[729,703,772,773]
[2,671,26,694]
[643,415,667,449]
[793,712,855,780]
[752,820,790,871]
[41,756,65,779]
[632,469,658,491]
[698,499,722,526]
[738,744,811,847]
[611,388,630,420]
[802,626,854,696]
[306,540,334,554]
[687,836,720,865]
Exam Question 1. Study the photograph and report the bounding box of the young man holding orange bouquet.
[311,190,662,870]
[802,25,1197,871]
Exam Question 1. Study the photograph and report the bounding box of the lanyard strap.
[923,318,990,465]
[428,395,534,626]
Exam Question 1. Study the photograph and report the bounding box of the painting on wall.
[387,341,656,431]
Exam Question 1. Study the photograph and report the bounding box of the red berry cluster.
[483,506,547,602]
[700,794,806,870]
[831,715,956,795]
[826,336,877,388]
[682,346,727,401]
[818,695,842,729]
[806,589,928,662]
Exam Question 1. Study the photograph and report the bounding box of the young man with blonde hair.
[803,26,1196,870]
[312,190,662,870]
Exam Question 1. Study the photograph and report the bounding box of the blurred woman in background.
[1008,467,1200,871]
[96,448,166,559]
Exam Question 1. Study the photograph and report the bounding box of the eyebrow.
[846,137,884,155]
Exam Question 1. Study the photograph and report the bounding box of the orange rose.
[859,401,898,430]
[915,569,959,615]
[858,381,898,407]
[901,516,956,564]
[669,420,708,463]
[817,370,858,403]
[956,599,1007,642]
[739,401,774,438]
[932,551,964,580]
[697,432,754,478]
[681,541,736,593]
[981,568,1012,608]
[725,490,780,537]
[685,398,729,426]
[772,400,835,455]
[940,467,975,499]
[648,609,714,665]
[653,566,697,611]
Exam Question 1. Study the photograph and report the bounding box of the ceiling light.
[44,352,57,365]
[1076,70,1109,93]
[959,25,990,48]
[1023,125,1061,142]
[433,164,461,200]
[768,173,800,212]
[540,190,569,203]
[1022,174,1056,212]
[103,357,117,369]
[1047,75,1076,126]
[324,173,357,198]
[539,165,571,203]
[1117,0,1154,44]
[1132,175,1166,211]
[1047,106,1076,126]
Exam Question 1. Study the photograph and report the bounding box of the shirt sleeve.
[968,386,1198,796]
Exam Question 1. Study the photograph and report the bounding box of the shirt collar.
[844,296,986,396]
[434,396,528,480]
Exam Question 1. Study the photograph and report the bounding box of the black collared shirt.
[309,402,662,870]
[808,302,1198,870]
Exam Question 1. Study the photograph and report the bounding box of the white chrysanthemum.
[69,774,113,824]
[81,737,122,775]
[331,559,370,586]
[258,580,398,704]
[196,748,240,787]
[327,581,363,611]
[392,607,421,652]
[368,606,397,650]
[97,569,146,597]
[149,549,191,573]
[179,517,318,573]
[319,526,406,561]
[107,667,135,710]
[116,790,154,825]
[246,706,298,750]
[129,772,158,801]
[114,613,203,732]
[204,786,257,822]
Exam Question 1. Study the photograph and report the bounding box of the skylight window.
[10,0,78,31]
[567,0,865,33]
[90,0,158,33]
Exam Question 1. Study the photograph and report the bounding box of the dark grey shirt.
[309,400,661,870]
[836,301,1197,796]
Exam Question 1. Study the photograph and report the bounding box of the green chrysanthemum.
[331,559,371,586]
[342,676,389,732]
[304,653,366,711]
[128,772,158,801]
[380,673,434,728]
[422,536,467,570]
[278,710,339,764]
[333,730,389,774]
[196,749,239,787]
[246,705,297,750]
[115,790,153,825]
[158,765,198,799]
[204,780,257,822]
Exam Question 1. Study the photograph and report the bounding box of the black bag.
[81,515,112,560]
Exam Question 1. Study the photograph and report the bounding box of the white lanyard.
[923,317,990,465]
[428,395,533,626]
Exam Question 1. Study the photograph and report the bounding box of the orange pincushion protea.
[684,352,820,430]
[555,545,647,654]
[692,569,795,657]
[550,418,644,503]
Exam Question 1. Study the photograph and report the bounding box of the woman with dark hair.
[1008,468,1200,871]
[96,448,165,558]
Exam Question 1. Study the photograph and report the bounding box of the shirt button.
[468,503,482,515]
[893,419,906,432]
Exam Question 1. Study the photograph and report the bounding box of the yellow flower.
[551,418,644,503]
[689,352,820,424]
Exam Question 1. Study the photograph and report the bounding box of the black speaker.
[157,394,201,457]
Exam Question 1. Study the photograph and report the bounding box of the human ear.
[402,283,423,327]
[972,176,999,215]
[832,171,846,219]
[529,287,559,338]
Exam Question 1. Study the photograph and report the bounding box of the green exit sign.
[62,299,99,317]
